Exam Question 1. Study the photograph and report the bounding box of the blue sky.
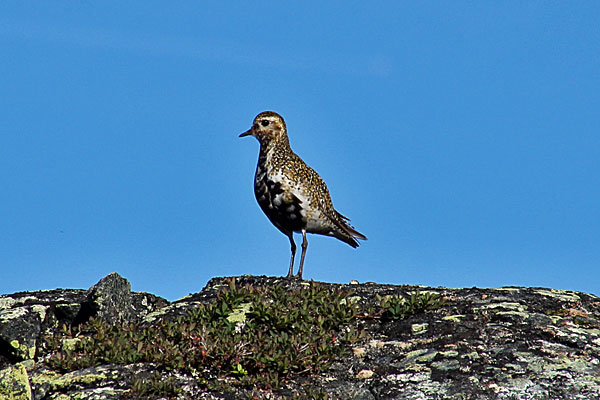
[1,3,598,300]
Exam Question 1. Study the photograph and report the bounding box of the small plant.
[378,290,445,320]
[231,363,248,376]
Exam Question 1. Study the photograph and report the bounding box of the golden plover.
[239,111,366,279]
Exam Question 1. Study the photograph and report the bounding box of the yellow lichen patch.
[404,348,438,364]
[411,323,428,335]
[9,340,36,360]
[0,297,17,309]
[407,290,440,297]
[565,326,600,338]
[462,351,481,360]
[31,368,106,392]
[0,363,32,400]
[495,310,531,319]
[442,314,465,322]
[227,302,252,333]
[43,371,107,392]
[414,350,438,363]
[534,289,581,302]
[439,350,459,358]
[479,302,527,312]
[30,370,61,386]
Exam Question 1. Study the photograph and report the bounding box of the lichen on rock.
[0,363,32,400]
[0,273,599,399]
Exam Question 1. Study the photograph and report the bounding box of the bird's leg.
[286,233,296,278]
[296,229,308,280]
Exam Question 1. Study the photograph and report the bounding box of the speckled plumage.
[240,111,366,279]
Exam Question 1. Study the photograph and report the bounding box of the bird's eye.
[260,120,270,127]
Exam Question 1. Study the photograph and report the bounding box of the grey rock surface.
[1,274,599,399]
[85,272,168,325]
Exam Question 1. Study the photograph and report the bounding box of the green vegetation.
[41,281,446,397]
[42,280,361,392]
[128,373,181,398]
[377,290,446,320]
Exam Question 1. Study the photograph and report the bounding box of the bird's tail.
[331,211,367,248]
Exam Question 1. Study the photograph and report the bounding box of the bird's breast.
[253,166,307,233]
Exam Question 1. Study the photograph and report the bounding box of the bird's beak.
[239,128,253,138]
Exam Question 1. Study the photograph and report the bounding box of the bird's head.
[239,111,288,144]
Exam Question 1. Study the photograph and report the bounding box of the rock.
[356,369,374,379]
[0,289,88,368]
[84,272,135,324]
[83,272,167,324]
[0,362,32,400]
[0,273,167,370]
[1,274,599,399]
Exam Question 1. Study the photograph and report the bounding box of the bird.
[239,111,366,279]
